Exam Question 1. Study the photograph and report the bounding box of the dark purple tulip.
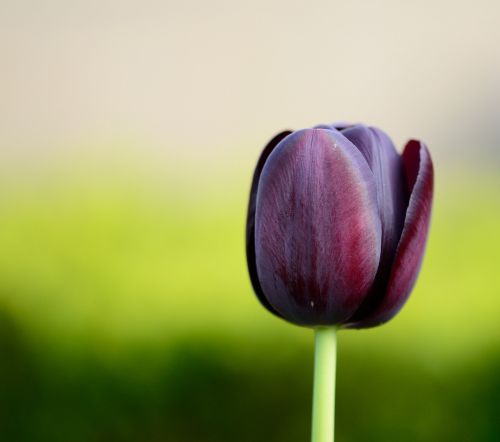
[246,124,433,328]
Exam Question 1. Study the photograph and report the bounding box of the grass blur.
[0,145,498,441]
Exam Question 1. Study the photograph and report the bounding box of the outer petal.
[254,128,382,326]
[350,140,434,328]
[246,131,292,317]
[341,125,407,321]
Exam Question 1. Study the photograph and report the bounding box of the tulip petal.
[254,128,382,326]
[349,140,434,327]
[341,125,407,271]
[341,126,407,322]
[247,131,292,317]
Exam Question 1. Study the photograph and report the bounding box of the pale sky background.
[1,0,499,174]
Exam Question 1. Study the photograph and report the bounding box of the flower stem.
[311,327,337,442]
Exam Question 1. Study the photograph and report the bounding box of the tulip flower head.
[246,123,433,328]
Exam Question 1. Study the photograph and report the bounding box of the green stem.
[311,327,337,442]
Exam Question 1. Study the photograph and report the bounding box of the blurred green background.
[1,1,500,441]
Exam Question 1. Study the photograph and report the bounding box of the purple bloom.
[246,123,434,328]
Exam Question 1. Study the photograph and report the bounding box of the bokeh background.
[1,1,500,441]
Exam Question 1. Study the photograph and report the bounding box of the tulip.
[246,123,434,442]
[246,123,433,328]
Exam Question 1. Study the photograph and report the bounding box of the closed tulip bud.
[246,123,433,328]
